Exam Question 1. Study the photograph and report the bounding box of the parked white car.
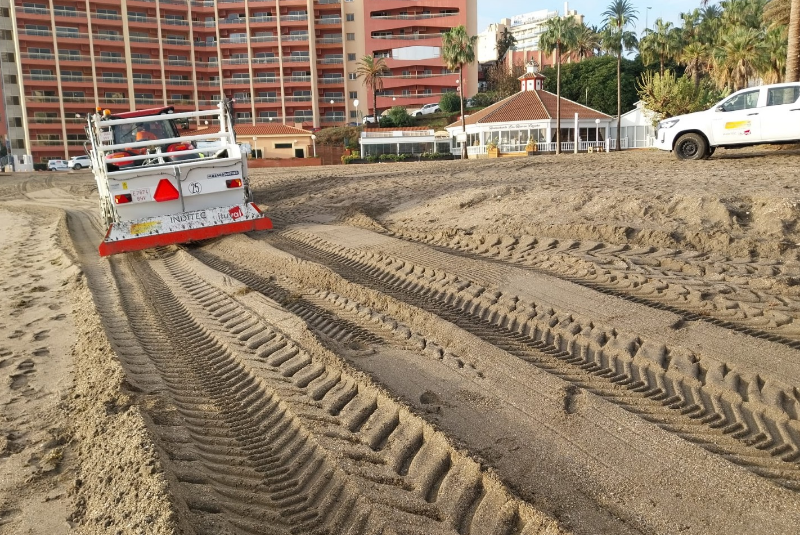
[655,82,800,160]
[410,103,440,117]
[47,159,68,171]
[68,155,92,170]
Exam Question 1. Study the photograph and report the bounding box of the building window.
[275,143,292,149]
[347,53,356,61]
[350,110,358,119]
[346,33,355,41]
[348,73,357,80]
[346,13,354,21]
[349,91,358,99]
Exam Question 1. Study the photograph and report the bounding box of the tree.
[541,55,644,116]
[574,24,601,59]
[485,61,527,98]
[540,16,580,154]
[355,55,389,119]
[602,0,638,150]
[639,19,681,75]
[379,106,414,128]
[680,41,711,87]
[439,92,464,113]
[712,26,767,90]
[637,70,727,123]
[764,24,789,83]
[496,27,517,62]
[788,0,800,80]
[441,25,477,158]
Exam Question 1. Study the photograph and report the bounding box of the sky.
[477,0,706,36]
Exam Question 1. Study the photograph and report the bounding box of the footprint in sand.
[8,330,24,340]
[32,330,49,341]
[50,314,66,321]
[33,348,50,358]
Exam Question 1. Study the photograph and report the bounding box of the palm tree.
[602,0,638,150]
[640,18,681,75]
[763,24,789,83]
[680,41,711,87]
[712,26,767,90]
[441,25,477,159]
[496,27,517,62]
[539,16,580,154]
[355,55,389,120]
[574,23,600,59]
[788,0,800,80]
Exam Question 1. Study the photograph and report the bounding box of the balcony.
[162,18,190,26]
[281,33,309,42]
[370,13,458,21]
[318,56,343,64]
[371,32,444,41]
[92,11,122,21]
[318,76,344,85]
[250,35,279,43]
[282,55,310,63]
[315,17,341,25]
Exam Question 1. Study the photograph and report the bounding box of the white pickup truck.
[655,82,800,160]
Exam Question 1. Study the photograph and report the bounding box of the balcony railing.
[19,29,52,37]
[281,34,309,41]
[254,97,280,103]
[315,17,341,24]
[280,15,308,22]
[256,117,284,123]
[371,13,457,21]
[252,57,280,63]
[316,37,343,44]
[250,35,279,42]
[318,77,344,84]
[286,95,312,102]
[318,57,343,64]
[282,55,310,62]
[371,32,444,40]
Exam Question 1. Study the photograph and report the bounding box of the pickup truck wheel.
[704,146,716,159]
[674,133,708,160]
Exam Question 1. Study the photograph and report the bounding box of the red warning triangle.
[153,179,180,202]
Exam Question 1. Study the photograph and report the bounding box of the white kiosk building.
[446,65,615,157]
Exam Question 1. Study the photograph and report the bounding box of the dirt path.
[1,146,800,534]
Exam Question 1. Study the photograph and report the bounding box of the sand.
[1,145,800,534]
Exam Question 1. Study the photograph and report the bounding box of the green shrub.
[439,92,464,113]
[469,92,496,107]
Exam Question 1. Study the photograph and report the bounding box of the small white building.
[359,127,452,157]
[618,101,658,149]
[446,66,615,157]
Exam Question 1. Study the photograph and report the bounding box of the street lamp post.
[645,7,652,34]
[311,134,316,158]
[595,118,600,147]
[353,98,360,124]
[252,136,257,158]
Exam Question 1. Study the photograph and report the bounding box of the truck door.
[759,84,800,143]
[710,88,762,145]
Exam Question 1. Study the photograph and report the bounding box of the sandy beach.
[2,145,800,534]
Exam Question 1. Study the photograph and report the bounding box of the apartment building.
[476,3,584,68]
[0,0,475,163]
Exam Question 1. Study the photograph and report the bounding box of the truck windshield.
[113,118,180,145]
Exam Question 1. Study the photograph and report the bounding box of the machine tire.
[73,163,82,170]
[674,133,708,161]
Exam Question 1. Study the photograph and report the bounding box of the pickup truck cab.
[655,82,800,160]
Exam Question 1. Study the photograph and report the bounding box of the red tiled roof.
[448,89,612,128]
[198,124,311,136]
